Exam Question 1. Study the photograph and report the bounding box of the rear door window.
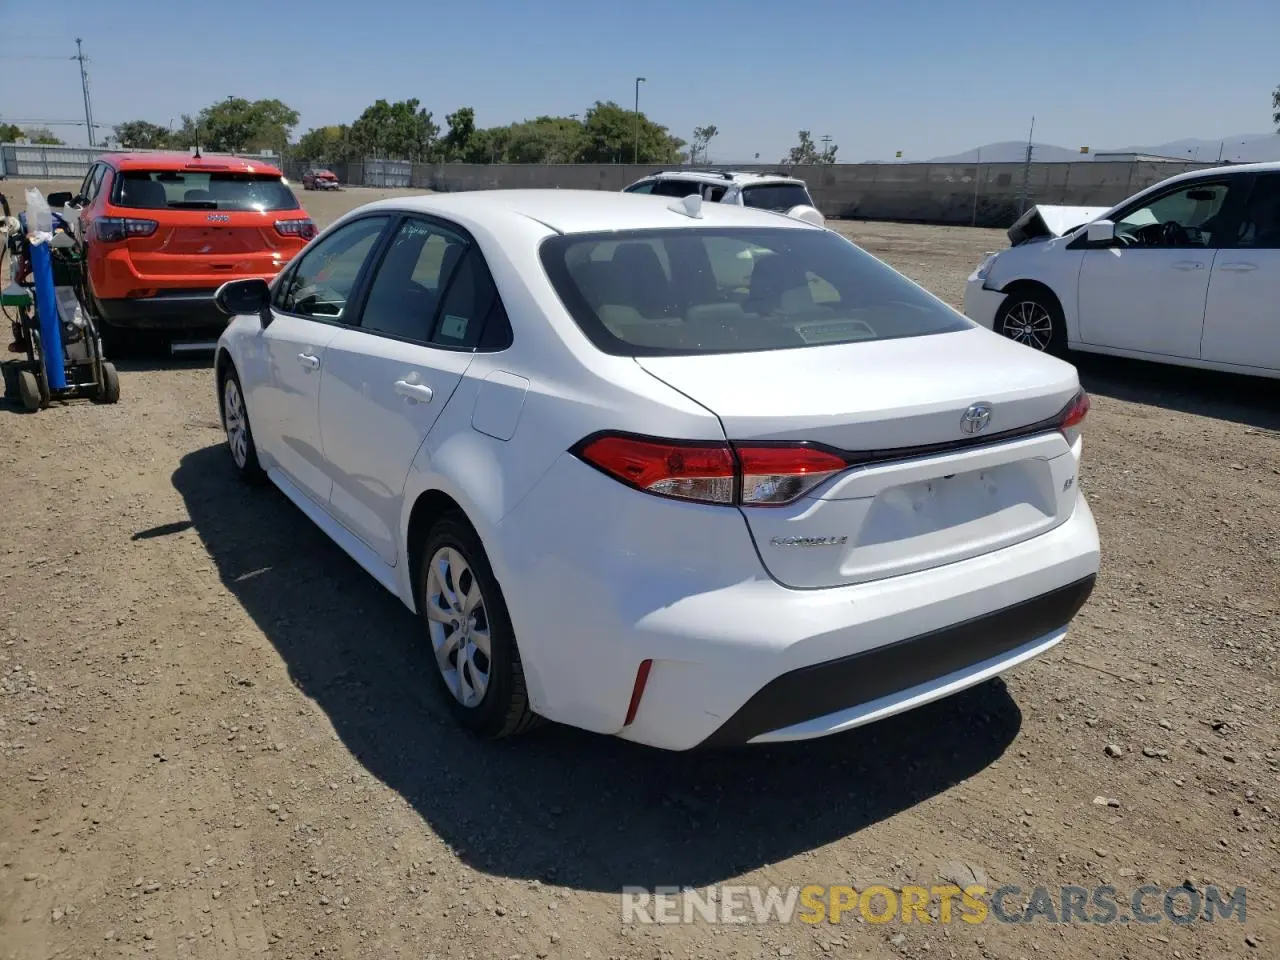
[651,179,703,198]
[113,170,301,212]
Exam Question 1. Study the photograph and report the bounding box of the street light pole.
[634,77,645,164]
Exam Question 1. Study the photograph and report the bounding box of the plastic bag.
[25,188,53,239]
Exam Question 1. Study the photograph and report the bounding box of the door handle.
[394,379,434,403]
[297,352,320,370]
[1217,262,1258,272]
[1171,261,1205,271]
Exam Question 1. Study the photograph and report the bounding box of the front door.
[1201,173,1280,373]
[252,215,390,504]
[1077,178,1237,359]
[318,217,505,565]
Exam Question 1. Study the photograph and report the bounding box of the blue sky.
[5,0,1279,161]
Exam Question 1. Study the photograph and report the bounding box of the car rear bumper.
[96,290,226,330]
[963,276,1006,330]
[494,454,1101,751]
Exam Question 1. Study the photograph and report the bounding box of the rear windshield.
[742,183,813,211]
[112,170,300,212]
[540,227,970,356]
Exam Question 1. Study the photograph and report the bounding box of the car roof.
[351,189,822,236]
[104,152,283,176]
[641,169,807,187]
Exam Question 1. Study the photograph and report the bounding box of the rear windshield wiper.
[166,201,219,209]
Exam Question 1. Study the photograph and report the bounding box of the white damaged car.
[964,162,1280,378]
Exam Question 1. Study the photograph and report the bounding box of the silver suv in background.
[623,170,825,226]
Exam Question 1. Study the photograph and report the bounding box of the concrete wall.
[414,160,1214,227]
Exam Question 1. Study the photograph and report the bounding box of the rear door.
[1200,173,1280,373]
[111,167,307,283]
[317,216,507,565]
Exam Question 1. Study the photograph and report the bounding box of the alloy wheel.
[424,546,492,708]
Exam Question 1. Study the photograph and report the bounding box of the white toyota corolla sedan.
[212,189,1100,751]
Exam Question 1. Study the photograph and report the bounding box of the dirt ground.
[1,179,1276,960]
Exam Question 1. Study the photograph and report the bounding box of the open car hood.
[1007,204,1110,246]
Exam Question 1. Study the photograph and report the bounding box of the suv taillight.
[93,217,158,242]
[573,433,848,507]
[275,218,317,241]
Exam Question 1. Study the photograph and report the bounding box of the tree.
[441,107,477,162]
[294,125,351,163]
[504,116,586,164]
[113,120,171,149]
[690,124,718,165]
[172,98,299,153]
[0,122,23,142]
[1274,84,1280,132]
[23,127,63,145]
[348,98,438,161]
[579,101,684,164]
[783,130,837,166]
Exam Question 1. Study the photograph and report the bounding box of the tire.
[96,361,120,404]
[219,366,266,484]
[994,289,1067,356]
[17,369,42,411]
[418,514,539,739]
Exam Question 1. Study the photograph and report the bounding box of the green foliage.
[1274,84,1280,131]
[442,107,478,161]
[294,125,352,164]
[690,125,718,165]
[0,122,23,142]
[348,99,439,162]
[579,101,684,164]
[784,130,837,166]
[23,127,63,145]
[172,98,299,153]
[113,120,172,149]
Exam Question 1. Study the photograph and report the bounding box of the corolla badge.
[960,402,993,435]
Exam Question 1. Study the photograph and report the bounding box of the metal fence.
[1,143,282,180]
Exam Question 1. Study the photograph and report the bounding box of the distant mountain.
[929,133,1280,164]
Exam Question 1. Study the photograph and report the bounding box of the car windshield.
[113,170,300,212]
[741,183,813,211]
[540,227,970,357]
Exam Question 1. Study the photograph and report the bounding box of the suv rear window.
[112,170,300,212]
[540,227,969,356]
[742,183,813,211]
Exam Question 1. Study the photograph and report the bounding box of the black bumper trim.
[700,574,1096,747]
[97,292,227,330]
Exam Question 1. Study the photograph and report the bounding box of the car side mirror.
[46,191,75,208]
[215,277,272,325]
[1086,220,1116,245]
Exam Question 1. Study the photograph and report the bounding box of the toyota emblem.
[960,403,993,435]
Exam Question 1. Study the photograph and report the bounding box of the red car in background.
[65,152,316,340]
[301,168,341,191]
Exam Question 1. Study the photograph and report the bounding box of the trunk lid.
[636,327,1083,588]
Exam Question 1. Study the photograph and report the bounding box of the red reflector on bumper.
[623,659,654,727]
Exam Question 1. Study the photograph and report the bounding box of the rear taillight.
[1059,389,1090,430]
[275,218,317,241]
[573,433,848,507]
[93,217,157,242]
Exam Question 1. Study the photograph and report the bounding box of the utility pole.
[972,146,982,227]
[1018,115,1035,216]
[634,77,645,164]
[73,38,96,147]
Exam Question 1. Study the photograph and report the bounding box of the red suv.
[68,152,316,338]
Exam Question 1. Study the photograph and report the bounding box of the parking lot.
[1,181,1276,959]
